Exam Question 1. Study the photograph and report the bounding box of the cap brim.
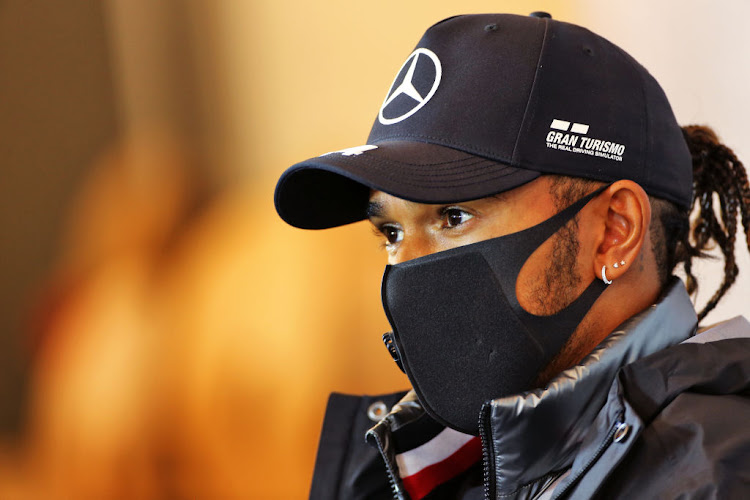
[274,140,540,229]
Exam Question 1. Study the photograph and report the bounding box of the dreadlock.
[550,125,750,323]
[660,125,750,321]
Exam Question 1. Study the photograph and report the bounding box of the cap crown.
[368,14,692,209]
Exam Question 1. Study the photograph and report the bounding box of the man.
[275,13,750,499]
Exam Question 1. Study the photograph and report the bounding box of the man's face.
[368,176,591,317]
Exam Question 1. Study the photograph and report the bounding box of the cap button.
[529,11,552,18]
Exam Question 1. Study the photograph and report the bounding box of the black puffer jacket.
[310,280,750,499]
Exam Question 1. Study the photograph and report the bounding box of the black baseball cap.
[274,13,692,229]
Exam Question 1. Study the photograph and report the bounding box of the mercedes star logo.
[378,48,442,125]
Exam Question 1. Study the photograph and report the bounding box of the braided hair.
[652,125,750,322]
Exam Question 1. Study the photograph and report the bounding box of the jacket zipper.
[479,404,496,500]
[367,428,404,499]
[549,413,623,500]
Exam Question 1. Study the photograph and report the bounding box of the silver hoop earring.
[601,265,613,285]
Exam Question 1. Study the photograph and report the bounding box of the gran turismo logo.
[378,48,442,125]
[545,118,625,162]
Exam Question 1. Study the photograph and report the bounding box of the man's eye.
[381,225,403,245]
[443,208,474,228]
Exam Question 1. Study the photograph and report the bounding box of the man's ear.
[592,180,651,283]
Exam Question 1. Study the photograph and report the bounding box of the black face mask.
[381,186,608,435]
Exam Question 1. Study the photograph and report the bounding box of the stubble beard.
[528,216,598,387]
[529,217,583,315]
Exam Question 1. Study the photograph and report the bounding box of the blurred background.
[0,1,747,498]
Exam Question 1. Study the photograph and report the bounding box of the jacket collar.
[480,278,697,497]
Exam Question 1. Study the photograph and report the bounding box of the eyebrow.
[366,200,385,219]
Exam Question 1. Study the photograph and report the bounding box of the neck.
[536,251,662,387]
